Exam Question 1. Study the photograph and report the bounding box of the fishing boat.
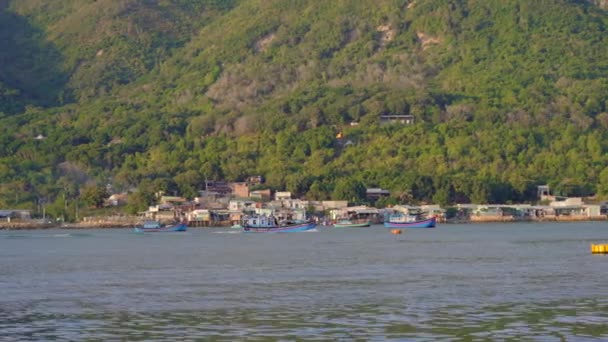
[383,214,436,228]
[134,220,188,233]
[333,219,371,228]
[242,214,316,233]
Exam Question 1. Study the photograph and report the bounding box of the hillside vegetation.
[1,0,607,217]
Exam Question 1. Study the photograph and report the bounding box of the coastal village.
[2,118,606,229]
[1,179,607,229]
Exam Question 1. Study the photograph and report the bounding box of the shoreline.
[1,216,606,230]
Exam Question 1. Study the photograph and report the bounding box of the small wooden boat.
[134,220,188,233]
[242,214,316,233]
[383,215,436,228]
[333,219,371,228]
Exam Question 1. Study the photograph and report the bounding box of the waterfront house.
[188,209,234,227]
[250,189,272,201]
[548,197,604,219]
[537,185,552,201]
[231,182,250,198]
[160,196,187,205]
[471,205,515,222]
[268,206,307,221]
[322,200,349,209]
[366,188,390,201]
[585,204,603,218]
[143,204,177,222]
[419,204,447,221]
[229,211,243,226]
[469,204,540,222]
[379,114,415,125]
[0,209,31,222]
[329,206,380,222]
[188,209,210,222]
[106,193,128,206]
[247,175,264,185]
[210,210,231,226]
[195,191,229,209]
[308,200,349,213]
[228,199,258,213]
[204,181,232,196]
[275,191,292,201]
[196,190,220,201]
[391,205,421,215]
[279,199,309,210]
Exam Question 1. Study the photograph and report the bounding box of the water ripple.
[1,299,607,340]
[2,223,608,339]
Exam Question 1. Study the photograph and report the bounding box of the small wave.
[53,234,71,238]
[2,234,30,239]
[51,233,93,238]
[69,233,93,237]
[213,230,242,234]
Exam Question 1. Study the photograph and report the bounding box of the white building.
[275,191,292,201]
[228,200,258,212]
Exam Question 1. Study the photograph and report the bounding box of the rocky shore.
[0,220,139,230]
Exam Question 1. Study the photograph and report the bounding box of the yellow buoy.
[391,229,402,235]
[591,244,608,254]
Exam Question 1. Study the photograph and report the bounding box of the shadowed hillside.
[0,0,69,114]
[8,0,239,100]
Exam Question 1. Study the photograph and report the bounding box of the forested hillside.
[1,0,607,217]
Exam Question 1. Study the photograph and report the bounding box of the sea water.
[1,222,607,340]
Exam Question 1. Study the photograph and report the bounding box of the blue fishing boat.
[383,214,436,228]
[242,214,316,233]
[134,220,188,233]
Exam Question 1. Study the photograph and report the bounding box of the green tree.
[80,184,109,208]
[332,178,366,204]
[126,180,157,214]
[174,170,202,199]
[598,167,608,198]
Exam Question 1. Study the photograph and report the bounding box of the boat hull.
[383,217,436,228]
[134,223,188,233]
[243,221,317,233]
[333,221,371,228]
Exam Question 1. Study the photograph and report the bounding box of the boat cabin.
[142,220,162,229]
[388,213,425,223]
[243,214,278,228]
